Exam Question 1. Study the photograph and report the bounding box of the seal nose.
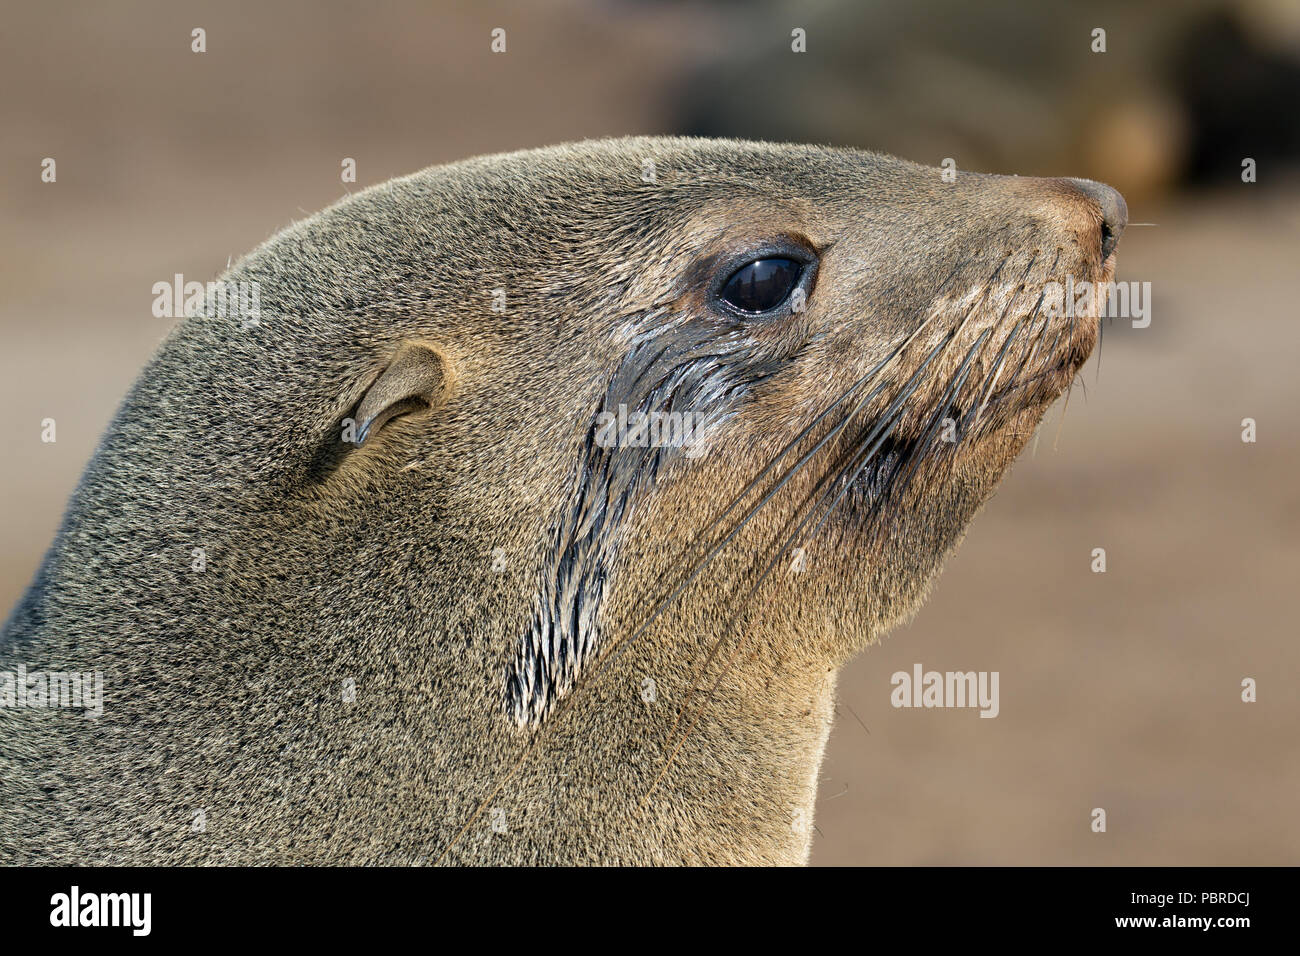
[1067,178,1128,261]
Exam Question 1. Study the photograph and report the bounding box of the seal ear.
[354,342,448,446]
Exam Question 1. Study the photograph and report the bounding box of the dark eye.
[719,257,803,314]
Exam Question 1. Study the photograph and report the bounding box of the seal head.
[0,138,1124,864]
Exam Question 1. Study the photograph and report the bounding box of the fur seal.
[0,137,1125,865]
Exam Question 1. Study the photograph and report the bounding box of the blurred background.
[2,0,1297,864]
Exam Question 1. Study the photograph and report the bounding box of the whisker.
[967,311,1030,430]
[585,256,993,686]
[673,255,982,559]
[894,330,991,494]
[973,248,1063,423]
[646,388,934,807]
[640,326,969,806]
[639,255,1018,785]
[439,252,1014,862]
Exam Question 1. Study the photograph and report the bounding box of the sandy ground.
[1,1,1296,865]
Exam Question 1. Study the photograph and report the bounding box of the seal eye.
[719,257,803,314]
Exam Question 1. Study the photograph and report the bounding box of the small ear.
[354,342,448,446]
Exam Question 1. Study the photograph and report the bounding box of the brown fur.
[0,137,1121,864]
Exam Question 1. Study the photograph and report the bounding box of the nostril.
[1100,220,1117,261]
[1066,177,1127,261]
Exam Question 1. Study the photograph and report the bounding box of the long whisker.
[809,330,994,569]
[585,257,991,687]
[663,257,982,562]
[644,390,934,807]
[439,251,1014,863]
[684,254,980,549]
[970,250,1064,427]
[893,329,991,495]
[967,310,1031,430]
[641,327,973,806]
[1014,249,1064,370]
[639,404,915,809]
[434,261,983,864]
[643,249,1030,805]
